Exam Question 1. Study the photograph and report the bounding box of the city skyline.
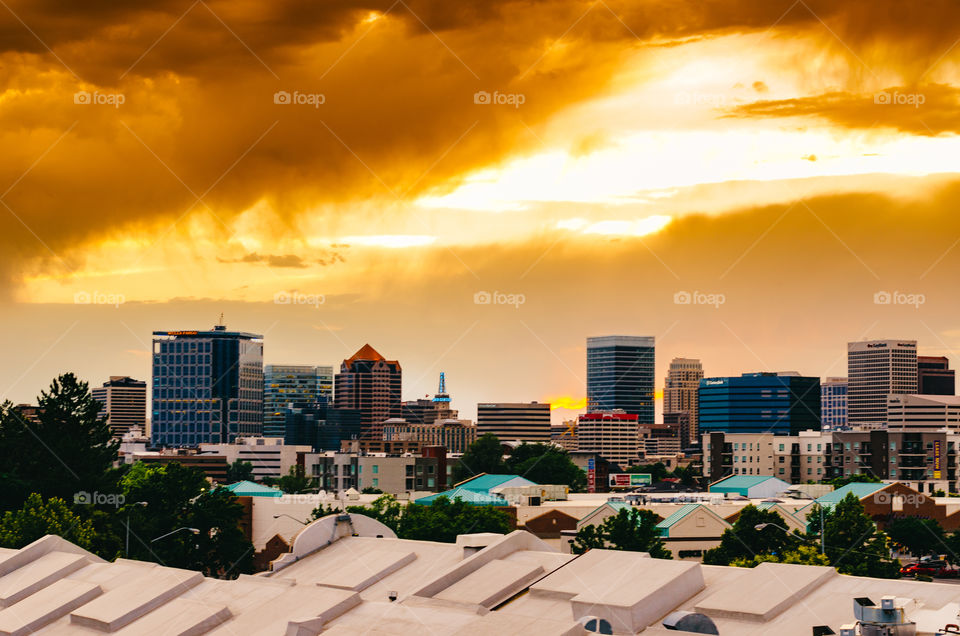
[8,323,954,427]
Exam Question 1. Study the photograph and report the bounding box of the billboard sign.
[608,473,652,488]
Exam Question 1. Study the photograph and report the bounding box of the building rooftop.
[414,487,510,506]
[455,474,537,492]
[805,482,888,512]
[709,475,788,493]
[222,480,283,497]
[6,521,960,635]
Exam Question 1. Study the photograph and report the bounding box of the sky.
[2,0,960,423]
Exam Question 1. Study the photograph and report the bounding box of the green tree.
[885,517,946,558]
[345,494,402,530]
[452,434,507,483]
[0,493,96,550]
[270,465,317,494]
[732,544,830,568]
[339,494,511,543]
[703,505,800,565]
[399,496,511,542]
[829,473,881,489]
[817,493,900,578]
[120,462,253,578]
[0,375,119,512]
[505,443,586,491]
[571,507,671,558]
[225,460,254,483]
[782,544,832,566]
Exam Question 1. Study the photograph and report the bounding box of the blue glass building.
[698,372,820,436]
[586,335,655,424]
[263,365,333,438]
[820,377,848,431]
[151,325,263,447]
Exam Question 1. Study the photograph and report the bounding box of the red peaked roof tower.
[335,344,402,439]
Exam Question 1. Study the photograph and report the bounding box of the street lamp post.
[125,502,148,557]
[151,527,201,543]
[755,518,825,556]
[273,514,308,526]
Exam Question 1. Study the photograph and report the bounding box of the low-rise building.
[382,418,477,453]
[305,452,444,495]
[8,522,960,635]
[199,438,311,481]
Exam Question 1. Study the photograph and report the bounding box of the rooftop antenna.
[433,371,451,403]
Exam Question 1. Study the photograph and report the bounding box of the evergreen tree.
[0,374,118,512]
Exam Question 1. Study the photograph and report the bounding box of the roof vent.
[578,616,613,634]
[663,611,719,634]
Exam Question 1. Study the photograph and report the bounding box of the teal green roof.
[577,501,629,525]
[756,501,803,523]
[794,483,888,519]
[656,503,702,536]
[709,475,786,494]
[223,480,283,497]
[811,482,886,510]
[414,487,509,506]
[456,474,537,493]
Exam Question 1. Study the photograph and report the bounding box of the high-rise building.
[918,356,955,395]
[577,411,640,468]
[698,372,821,436]
[847,340,918,429]
[151,325,263,447]
[334,344,401,439]
[820,377,848,431]
[476,402,551,443]
[92,376,146,437]
[263,365,333,438]
[663,357,703,444]
[586,335,655,424]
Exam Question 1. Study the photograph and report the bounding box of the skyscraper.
[918,356,955,395]
[698,372,821,436]
[92,376,146,437]
[820,377,848,431]
[151,325,263,446]
[476,402,551,443]
[586,335,655,424]
[663,357,703,444]
[263,365,333,438]
[847,340,918,429]
[334,344,402,439]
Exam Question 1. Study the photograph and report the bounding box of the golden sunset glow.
[2,1,960,420]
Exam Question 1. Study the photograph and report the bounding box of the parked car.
[900,560,959,578]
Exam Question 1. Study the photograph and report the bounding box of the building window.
[373,465,379,474]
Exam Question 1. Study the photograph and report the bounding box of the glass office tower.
[586,335,655,425]
[152,325,263,446]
